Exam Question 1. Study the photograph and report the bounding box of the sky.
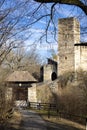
[1,0,87,63]
[23,2,87,62]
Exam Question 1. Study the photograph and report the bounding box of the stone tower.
[41,59,57,81]
[58,17,80,76]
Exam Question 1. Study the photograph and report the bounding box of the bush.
[57,71,87,118]
[0,82,13,128]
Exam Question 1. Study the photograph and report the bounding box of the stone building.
[58,17,87,76]
[5,17,87,104]
[6,71,37,106]
[40,58,57,81]
[36,17,87,103]
[41,17,87,81]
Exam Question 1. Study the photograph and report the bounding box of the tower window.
[65,56,67,60]
[51,72,57,81]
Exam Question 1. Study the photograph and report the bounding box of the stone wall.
[75,45,81,71]
[36,82,53,103]
[5,87,12,101]
[80,46,87,71]
[42,59,57,82]
[75,45,87,71]
[28,83,37,102]
[27,81,59,103]
[36,80,62,103]
[58,17,80,76]
[43,65,53,81]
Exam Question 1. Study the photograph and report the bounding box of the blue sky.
[2,0,87,63]
[22,2,87,61]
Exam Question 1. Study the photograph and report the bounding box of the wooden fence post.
[27,101,30,108]
[48,104,51,118]
[38,103,41,110]
[86,118,87,130]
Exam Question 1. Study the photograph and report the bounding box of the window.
[65,56,67,60]
[51,72,57,81]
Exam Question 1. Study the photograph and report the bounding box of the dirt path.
[17,109,47,130]
[8,109,85,130]
[43,117,85,130]
[46,120,84,130]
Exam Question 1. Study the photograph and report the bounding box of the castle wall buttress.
[58,17,80,76]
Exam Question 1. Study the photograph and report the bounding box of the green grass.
[30,108,58,117]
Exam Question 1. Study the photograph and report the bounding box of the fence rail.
[28,102,87,125]
[28,102,57,110]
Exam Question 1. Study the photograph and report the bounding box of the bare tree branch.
[35,0,87,15]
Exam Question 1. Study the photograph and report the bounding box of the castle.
[42,17,87,81]
[6,17,87,104]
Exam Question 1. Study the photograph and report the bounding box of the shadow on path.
[45,120,84,130]
[7,109,47,130]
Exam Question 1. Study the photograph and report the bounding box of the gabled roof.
[6,71,37,82]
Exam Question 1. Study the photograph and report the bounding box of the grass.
[43,116,85,130]
[6,108,85,130]
[33,109,85,130]
[6,110,22,130]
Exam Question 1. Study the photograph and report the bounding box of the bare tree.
[35,0,87,15]
[1,47,41,80]
[0,0,87,64]
[0,0,34,65]
[29,0,87,42]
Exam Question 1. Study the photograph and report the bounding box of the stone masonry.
[41,17,87,81]
[58,17,80,76]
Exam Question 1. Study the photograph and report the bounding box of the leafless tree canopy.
[0,0,87,64]
[33,0,87,41]
[0,47,41,81]
[1,0,86,60]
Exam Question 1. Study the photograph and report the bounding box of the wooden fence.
[28,102,87,125]
[28,102,56,110]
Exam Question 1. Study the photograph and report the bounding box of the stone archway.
[51,72,57,81]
